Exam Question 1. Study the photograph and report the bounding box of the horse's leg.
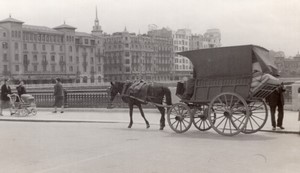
[128,102,133,128]
[137,103,150,128]
[157,106,166,130]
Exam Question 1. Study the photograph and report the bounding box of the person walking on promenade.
[16,80,26,102]
[53,78,64,113]
[266,83,286,130]
[0,78,13,116]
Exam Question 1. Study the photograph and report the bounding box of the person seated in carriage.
[250,60,281,92]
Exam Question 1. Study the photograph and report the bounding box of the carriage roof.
[177,45,278,78]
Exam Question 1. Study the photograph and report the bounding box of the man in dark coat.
[53,78,64,113]
[266,83,285,130]
[0,78,13,116]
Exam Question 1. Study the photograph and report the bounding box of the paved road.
[0,110,299,173]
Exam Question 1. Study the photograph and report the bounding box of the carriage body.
[168,45,280,136]
[177,45,278,103]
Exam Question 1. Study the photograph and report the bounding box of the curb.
[0,118,299,135]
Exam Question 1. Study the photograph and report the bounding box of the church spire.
[92,6,103,35]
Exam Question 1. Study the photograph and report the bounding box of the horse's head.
[109,82,123,102]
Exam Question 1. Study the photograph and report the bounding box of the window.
[69,66,73,72]
[69,56,73,62]
[76,56,79,63]
[125,67,130,72]
[69,46,72,52]
[3,65,8,72]
[15,42,18,49]
[3,32,6,37]
[2,42,8,49]
[33,55,38,61]
[34,65,38,72]
[85,39,88,44]
[125,52,129,57]
[33,44,37,50]
[3,53,7,61]
[15,54,19,61]
[60,45,63,51]
[125,59,130,64]
[91,57,94,64]
[51,55,55,62]
[51,45,54,51]
[15,65,19,72]
[42,55,46,61]
[23,43,27,50]
[42,44,46,51]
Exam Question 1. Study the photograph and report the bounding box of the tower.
[92,6,103,36]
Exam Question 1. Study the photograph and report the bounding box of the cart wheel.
[167,103,193,133]
[192,105,215,131]
[242,99,268,134]
[208,92,249,136]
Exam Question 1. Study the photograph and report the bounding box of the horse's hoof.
[159,127,164,130]
[128,125,132,128]
[146,125,150,129]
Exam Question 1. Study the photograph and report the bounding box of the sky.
[0,0,299,57]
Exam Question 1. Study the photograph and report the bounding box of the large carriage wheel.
[208,92,249,136]
[167,103,193,133]
[242,99,268,134]
[192,105,215,131]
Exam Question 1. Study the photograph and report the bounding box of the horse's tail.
[163,87,172,105]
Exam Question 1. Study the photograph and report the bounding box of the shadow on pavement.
[165,130,277,141]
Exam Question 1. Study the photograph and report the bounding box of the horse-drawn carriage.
[167,45,280,136]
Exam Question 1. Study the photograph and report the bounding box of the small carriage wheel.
[30,108,37,116]
[19,108,29,117]
[208,92,250,136]
[167,103,193,133]
[192,105,216,131]
[242,99,268,134]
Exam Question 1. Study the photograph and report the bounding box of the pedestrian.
[0,78,13,116]
[16,80,26,102]
[53,78,64,113]
[266,82,286,130]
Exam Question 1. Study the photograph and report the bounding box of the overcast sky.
[0,0,299,57]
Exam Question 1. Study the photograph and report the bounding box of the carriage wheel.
[242,99,268,134]
[208,92,249,136]
[167,103,193,133]
[192,105,215,131]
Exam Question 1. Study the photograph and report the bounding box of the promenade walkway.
[0,108,299,134]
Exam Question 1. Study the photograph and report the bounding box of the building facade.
[103,27,173,82]
[172,28,221,80]
[0,15,104,84]
[0,13,221,84]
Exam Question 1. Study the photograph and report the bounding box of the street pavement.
[0,107,299,134]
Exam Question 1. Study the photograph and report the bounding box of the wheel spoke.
[251,114,265,121]
[222,118,228,133]
[215,116,226,128]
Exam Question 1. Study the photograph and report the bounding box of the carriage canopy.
[178,45,278,78]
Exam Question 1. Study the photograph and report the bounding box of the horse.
[108,81,172,130]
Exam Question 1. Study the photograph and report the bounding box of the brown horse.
[108,81,172,130]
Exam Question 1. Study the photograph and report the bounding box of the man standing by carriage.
[266,83,286,130]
